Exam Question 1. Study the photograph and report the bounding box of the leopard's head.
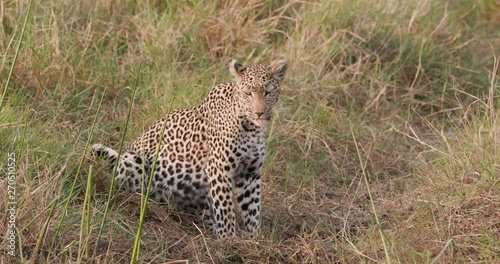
[230,59,288,127]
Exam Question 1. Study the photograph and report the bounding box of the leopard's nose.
[255,112,264,117]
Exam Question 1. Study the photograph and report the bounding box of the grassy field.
[1,0,499,263]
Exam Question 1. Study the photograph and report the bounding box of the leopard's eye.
[244,91,252,96]
[265,90,271,96]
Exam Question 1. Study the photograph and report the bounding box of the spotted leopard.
[90,59,287,238]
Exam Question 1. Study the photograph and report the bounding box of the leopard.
[90,59,287,239]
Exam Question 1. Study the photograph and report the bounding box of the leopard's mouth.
[253,118,269,127]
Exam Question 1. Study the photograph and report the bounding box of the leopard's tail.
[90,143,119,170]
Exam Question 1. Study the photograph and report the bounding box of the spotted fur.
[90,59,287,238]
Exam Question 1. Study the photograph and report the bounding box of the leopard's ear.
[272,60,287,83]
[229,59,246,81]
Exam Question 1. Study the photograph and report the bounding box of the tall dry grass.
[1,0,498,263]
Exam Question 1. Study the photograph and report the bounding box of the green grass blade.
[77,165,93,263]
[95,66,142,255]
[31,198,59,263]
[431,238,454,264]
[50,88,107,249]
[350,125,392,264]
[85,170,93,261]
[130,97,175,263]
[0,0,32,111]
